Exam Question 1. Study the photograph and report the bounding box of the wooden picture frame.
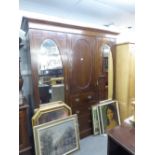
[33,114,80,155]
[98,100,120,133]
[91,104,101,135]
[32,101,72,126]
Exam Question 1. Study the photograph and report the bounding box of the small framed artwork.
[32,101,72,126]
[91,105,101,135]
[33,114,80,155]
[98,100,120,133]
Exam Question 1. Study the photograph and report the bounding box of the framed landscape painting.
[91,104,101,135]
[98,100,120,133]
[33,114,80,155]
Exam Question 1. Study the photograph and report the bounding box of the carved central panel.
[71,38,93,91]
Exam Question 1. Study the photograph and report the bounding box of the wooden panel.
[80,128,93,139]
[98,75,107,100]
[72,40,92,89]
[19,110,25,149]
[78,114,92,130]
[67,34,97,95]
[19,109,28,150]
[78,114,93,139]
[115,43,135,121]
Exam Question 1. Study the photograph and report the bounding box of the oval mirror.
[38,39,64,104]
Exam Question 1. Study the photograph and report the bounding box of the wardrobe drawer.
[72,104,92,117]
[70,92,97,106]
[78,114,92,131]
[80,128,93,139]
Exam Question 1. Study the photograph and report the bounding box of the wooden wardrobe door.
[66,34,98,138]
[29,29,67,108]
[95,37,108,100]
[67,34,97,103]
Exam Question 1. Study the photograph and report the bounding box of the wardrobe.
[21,17,118,138]
[114,42,135,122]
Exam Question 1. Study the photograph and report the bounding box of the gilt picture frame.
[33,114,80,155]
[32,101,72,126]
[98,100,120,133]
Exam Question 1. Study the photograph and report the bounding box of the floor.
[73,134,108,155]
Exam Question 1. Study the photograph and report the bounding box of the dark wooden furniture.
[107,123,135,155]
[19,100,32,155]
[21,17,118,138]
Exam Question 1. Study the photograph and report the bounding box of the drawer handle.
[87,95,92,99]
[75,110,80,114]
[88,120,91,123]
[75,98,80,102]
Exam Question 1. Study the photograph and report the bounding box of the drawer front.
[77,114,93,139]
[70,99,98,138]
[80,128,93,139]
[78,114,92,131]
[69,92,97,106]
[71,101,97,117]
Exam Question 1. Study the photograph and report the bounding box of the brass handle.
[75,110,80,114]
[88,107,91,110]
[75,98,80,102]
[66,84,69,91]
[87,95,92,99]
[105,85,108,89]
[88,120,91,123]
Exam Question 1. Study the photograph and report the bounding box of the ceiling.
[19,0,135,31]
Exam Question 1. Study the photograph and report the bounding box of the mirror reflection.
[101,44,113,99]
[102,44,110,73]
[38,39,64,104]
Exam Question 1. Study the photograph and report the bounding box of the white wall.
[116,27,135,44]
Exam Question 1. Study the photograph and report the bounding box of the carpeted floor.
[73,134,108,155]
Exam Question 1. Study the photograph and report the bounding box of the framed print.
[32,101,72,126]
[33,114,80,155]
[99,99,112,104]
[91,105,101,135]
[99,100,120,133]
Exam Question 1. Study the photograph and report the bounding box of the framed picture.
[91,104,101,135]
[99,99,112,104]
[98,100,120,133]
[33,114,80,155]
[32,101,72,126]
